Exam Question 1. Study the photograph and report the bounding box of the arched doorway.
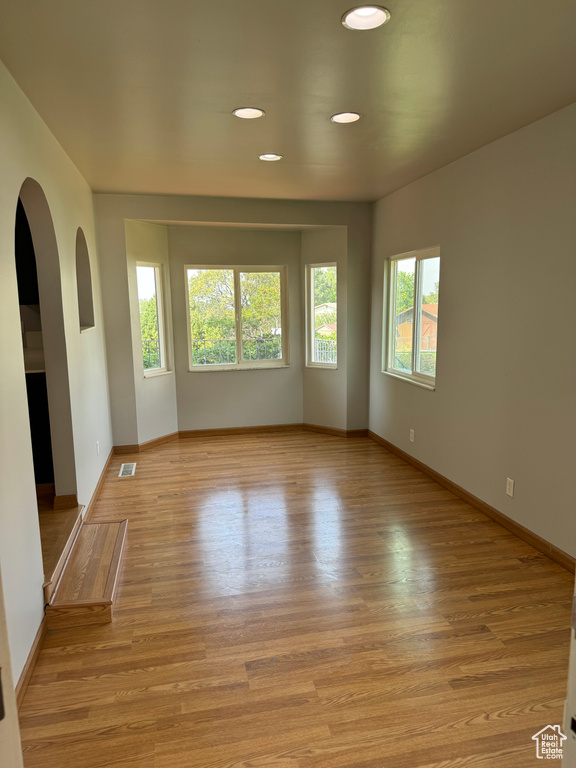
[16,178,79,586]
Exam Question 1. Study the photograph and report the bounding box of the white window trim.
[383,246,440,387]
[136,261,169,377]
[306,262,338,370]
[185,264,289,371]
[142,369,175,379]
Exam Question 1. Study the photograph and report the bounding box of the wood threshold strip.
[368,430,575,574]
[49,598,113,609]
[15,617,46,709]
[103,519,128,604]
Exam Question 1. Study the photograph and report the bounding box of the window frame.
[306,262,338,370]
[136,261,168,377]
[384,246,440,388]
[185,264,289,371]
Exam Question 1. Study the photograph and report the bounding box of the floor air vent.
[118,462,137,478]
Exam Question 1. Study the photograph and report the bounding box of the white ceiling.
[1,0,575,202]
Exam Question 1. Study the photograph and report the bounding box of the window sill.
[382,370,435,391]
[143,369,174,379]
[189,363,290,372]
[80,325,96,334]
[306,363,338,370]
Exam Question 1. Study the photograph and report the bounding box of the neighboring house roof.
[314,302,337,315]
[396,304,438,323]
[316,322,337,336]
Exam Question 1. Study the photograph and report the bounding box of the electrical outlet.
[506,477,514,497]
[409,429,415,443]
[96,441,100,456]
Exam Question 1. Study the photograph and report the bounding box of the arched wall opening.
[76,227,95,330]
[15,199,55,487]
[17,178,78,502]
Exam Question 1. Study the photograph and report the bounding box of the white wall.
[0,566,23,767]
[169,226,303,430]
[301,228,347,431]
[370,103,576,557]
[125,221,178,444]
[344,213,373,431]
[0,61,113,680]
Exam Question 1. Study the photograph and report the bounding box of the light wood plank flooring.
[20,432,573,767]
[37,487,83,584]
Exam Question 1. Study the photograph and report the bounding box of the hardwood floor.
[37,487,82,581]
[19,432,573,767]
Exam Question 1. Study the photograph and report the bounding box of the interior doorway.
[16,199,55,487]
[15,179,80,589]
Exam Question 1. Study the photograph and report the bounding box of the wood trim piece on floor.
[16,617,46,708]
[53,494,78,510]
[113,444,140,455]
[179,424,303,439]
[46,520,129,631]
[114,432,179,454]
[302,424,368,438]
[138,432,179,451]
[179,425,370,440]
[368,430,575,574]
[103,519,129,604]
[345,429,370,438]
[303,423,347,438]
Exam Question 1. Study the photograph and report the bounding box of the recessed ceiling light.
[342,6,391,30]
[233,107,265,119]
[331,112,362,123]
[259,153,283,162]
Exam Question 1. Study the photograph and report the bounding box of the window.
[185,266,288,369]
[385,247,440,386]
[136,263,167,373]
[307,263,337,367]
